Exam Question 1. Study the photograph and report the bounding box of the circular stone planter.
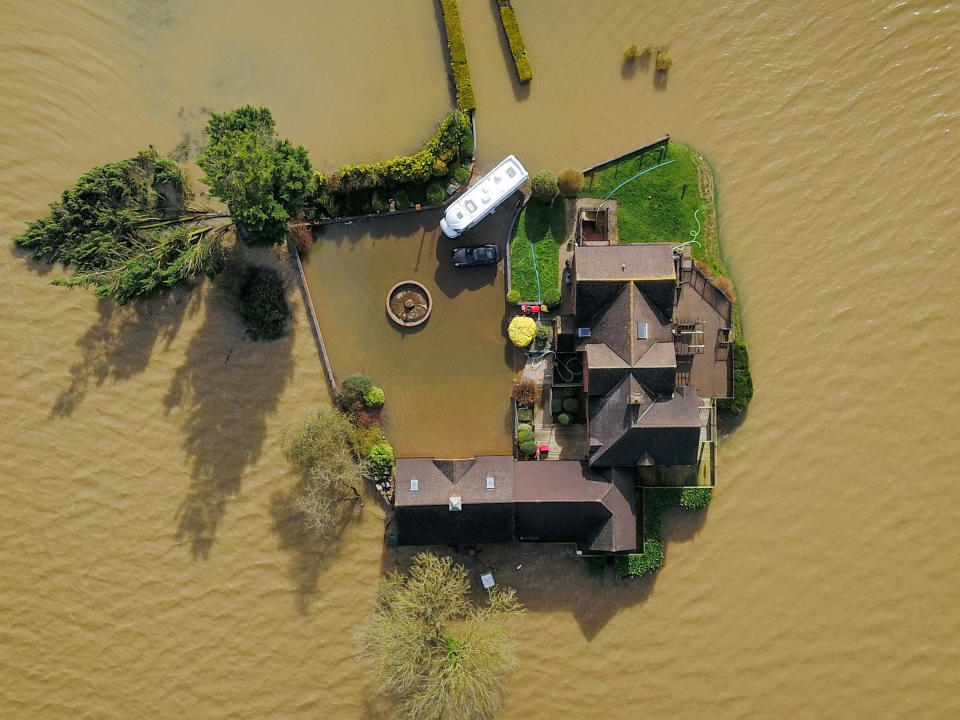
[386,281,433,327]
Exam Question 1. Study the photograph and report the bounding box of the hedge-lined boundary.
[306,112,473,221]
[498,2,533,84]
[439,0,477,111]
[614,488,712,577]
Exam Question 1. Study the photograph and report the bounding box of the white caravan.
[440,155,528,238]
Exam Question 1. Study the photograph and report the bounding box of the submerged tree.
[198,105,312,246]
[358,553,524,720]
[13,148,229,304]
[282,407,363,538]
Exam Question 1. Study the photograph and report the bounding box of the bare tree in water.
[358,553,524,720]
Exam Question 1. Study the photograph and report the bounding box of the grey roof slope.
[514,461,638,552]
[588,379,700,467]
[575,244,676,282]
[578,282,673,367]
[395,456,515,507]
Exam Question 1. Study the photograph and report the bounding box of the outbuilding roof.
[574,243,676,282]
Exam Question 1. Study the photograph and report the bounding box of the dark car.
[450,244,500,267]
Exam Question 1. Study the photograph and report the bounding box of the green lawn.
[580,142,705,257]
[582,142,754,419]
[508,200,566,301]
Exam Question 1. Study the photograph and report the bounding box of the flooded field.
[2,1,960,718]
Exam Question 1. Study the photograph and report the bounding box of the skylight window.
[486,476,496,489]
[636,322,648,339]
[410,478,419,491]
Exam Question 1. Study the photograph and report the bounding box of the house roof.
[588,378,701,467]
[394,457,640,552]
[578,280,674,369]
[574,243,676,282]
[514,461,638,552]
[395,456,515,507]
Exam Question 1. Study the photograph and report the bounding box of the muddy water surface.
[2,1,960,718]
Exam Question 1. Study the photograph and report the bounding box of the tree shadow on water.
[52,288,200,417]
[377,504,709,641]
[269,489,364,613]
[165,267,295,559]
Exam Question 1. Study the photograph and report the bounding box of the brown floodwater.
[2,1,960,718]
[302,204,520,458]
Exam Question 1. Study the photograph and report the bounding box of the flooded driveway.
[301,196,523,457]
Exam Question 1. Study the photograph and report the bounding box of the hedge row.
[439,0,476,111]
[614,487,713,577]
[718,341,753,416]
[498,3,533,84]
[305,112,473,220]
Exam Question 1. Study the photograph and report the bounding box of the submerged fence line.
[287,238,337,400]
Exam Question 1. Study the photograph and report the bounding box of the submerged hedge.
[615,488,713,578]
[498,2,533,84]
[439,0,476,111]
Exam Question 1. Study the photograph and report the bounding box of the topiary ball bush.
[363,386,385,408]
[517,422,533,435]
[508,316,537,347]
[557,413,571,426]
[517,428,535,445]
[517,407,533,423]
[551,398,563,414]
[454,166,470,184]
[531,170,559,203]
[371,190,390,213]
[562,397,579,414]
[367,442,395,476]
[339,373,373,408]
[535,324,551,343]
[519,440,538,457]
[542,287,562,306]
[393,189,411,209]
[506,289,521,304]
[557,169,585,198]
[425,181,446,205]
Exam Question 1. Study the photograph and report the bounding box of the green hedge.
[439,0,476,111]
[718,341,753,416]
[585,556,607,578]
[680,487,713,510]
[306,112,472,220]
[498,3,533,84]
[616,488,712,578]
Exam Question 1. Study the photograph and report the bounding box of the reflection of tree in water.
[166,276,295,558]
[52,291,200,417]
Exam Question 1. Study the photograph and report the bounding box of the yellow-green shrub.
[439,0,476,110]
[499,4,533,84]
[508,316,537,347]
